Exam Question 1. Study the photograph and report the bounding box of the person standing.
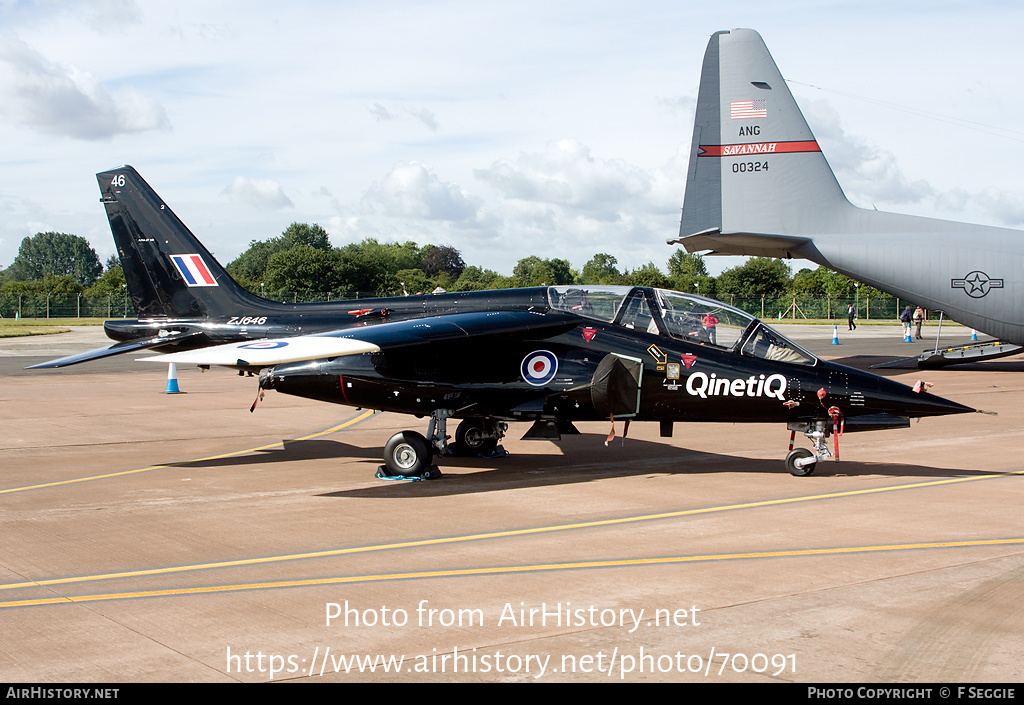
[702,312,719,345]
[847,303,856,331]
[900,305,913,337]
[913,305,924,340]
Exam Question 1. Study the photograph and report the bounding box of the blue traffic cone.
[971,329,978,341]
[904,326,913,343]
[165,362,182,394]
[831,325,839,345]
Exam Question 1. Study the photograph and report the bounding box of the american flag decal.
[170,254,219,287]
[731,100,767,119]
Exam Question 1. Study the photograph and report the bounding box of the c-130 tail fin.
[672,29,1024,345]
[674,28,852,259]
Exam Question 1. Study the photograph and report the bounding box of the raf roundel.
[521,350,558,386]
[239,341,289,350]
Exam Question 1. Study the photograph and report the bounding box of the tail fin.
[98,166,268,319]
[676,29,853,257]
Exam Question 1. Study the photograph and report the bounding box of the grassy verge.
[0,317,105,338]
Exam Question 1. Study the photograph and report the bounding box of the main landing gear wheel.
[382,431,440,479]
[453,419,499,456]
[786,447,816,476]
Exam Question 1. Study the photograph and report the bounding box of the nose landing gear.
[785,446,817,476]
[785,418,841,476]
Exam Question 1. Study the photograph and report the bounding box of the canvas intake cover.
[591,353,642,417]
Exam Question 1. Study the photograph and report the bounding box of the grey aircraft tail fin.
[675,29,853,257]
[97,166,271,319]
[672,29,1024,346]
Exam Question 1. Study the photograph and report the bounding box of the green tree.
[451,266,509,291]
[396,268,436,295]
[819,268,856,300]
[580,253,622,284]
[86,266,126,295]
[226,222,332,289]
[420,244,465,280]
[263,245,344,296]
[716,257,791,299]
[667,251,708,278]
[789,265,894,308]
[789,267,826,298]
[0,274,83,295]
[335,239,424,295]
[512,257,575,287]
[667,250,713,294]
[280,222,331,251]
[4,232,102,286]
[621,262,670,289]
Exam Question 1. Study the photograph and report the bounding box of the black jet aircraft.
[34,166,974,478]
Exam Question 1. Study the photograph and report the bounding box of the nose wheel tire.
[786,447,816,476]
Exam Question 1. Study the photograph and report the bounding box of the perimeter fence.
[0,292,924,321]
[0,290,378,319]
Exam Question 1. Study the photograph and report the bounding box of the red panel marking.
[698,141,821,157]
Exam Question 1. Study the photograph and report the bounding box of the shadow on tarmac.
[145,430,1004,499]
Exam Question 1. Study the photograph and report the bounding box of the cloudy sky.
[2,0,1024,278]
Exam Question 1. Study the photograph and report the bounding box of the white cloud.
[363,162,485,224]
[0,33,169,140]
[452,139,687,270]
[222,176,294,210]
[973,187,1024,227]
[369,103,439,131]
[410,107,439,132]
[803,99,1024,226]
[85,0,143,31]
[802,100,933,207]
[475,139,655,220]
[369,103,395,122]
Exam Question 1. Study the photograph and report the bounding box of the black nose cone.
[872,373,975,418]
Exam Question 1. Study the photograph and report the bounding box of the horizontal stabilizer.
[26,331,206,369]
[670,230,812,259]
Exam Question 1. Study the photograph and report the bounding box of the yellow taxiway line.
[2,468,1021,605]
[3,538,1022,608]
[0,408,378,496]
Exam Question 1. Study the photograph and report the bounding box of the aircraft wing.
[27,331,208,369]
[140,310,578,368]
[140,336,381,367]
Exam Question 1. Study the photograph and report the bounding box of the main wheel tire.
[453,419,498,456]
[384,431,432,476]
[786,447,816,476]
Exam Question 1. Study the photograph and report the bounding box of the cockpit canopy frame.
[548,285,817,366]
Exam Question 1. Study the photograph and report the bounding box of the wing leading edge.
[27,331,207,369]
